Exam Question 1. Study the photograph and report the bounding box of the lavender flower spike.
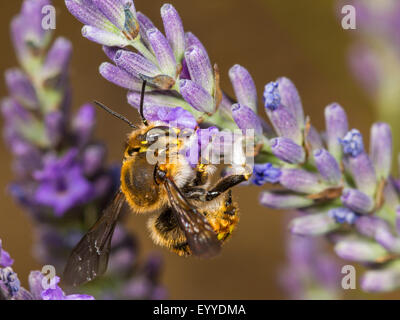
[325,103,349,161]
[370,122,392,180]
[341,188,374,214]
[313,149,342,185]
[270,137,305,164]
[229,64,258,112]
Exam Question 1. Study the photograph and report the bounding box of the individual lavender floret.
[263,81,302,145]
[340,129,364,158]
[270,137,305,164]
[370,122,392,180]
[276,77,304,128]
[325,103,349,161]
[289,212,338,236]
[231,103,263,139]
[251,163,281,186]
[334,237,388,263]
[328,207,357,225]
[0,240,14,268]
[340,129,377,197]
[259,191,313,209]
[280,169,328,194]
[263,81,281,111]
[229,64,258,112]
[313,149,342,185]
[341,188,374,214]
[361,261,400,293]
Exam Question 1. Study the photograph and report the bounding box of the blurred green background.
[0,0,397,299]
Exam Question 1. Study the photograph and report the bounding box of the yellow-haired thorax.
[120,122,196,214]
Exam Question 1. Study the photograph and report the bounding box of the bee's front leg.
[184,174,248,201]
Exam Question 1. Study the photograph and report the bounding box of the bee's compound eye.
[146,127,170,144]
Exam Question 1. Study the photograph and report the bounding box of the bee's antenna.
[140,80,149,126]
[94,101,137,129]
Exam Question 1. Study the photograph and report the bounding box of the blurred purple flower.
[34,150,93,216]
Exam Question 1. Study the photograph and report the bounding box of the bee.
[63,81,250,286]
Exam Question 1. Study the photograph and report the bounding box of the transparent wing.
[63,191,125,286]
[164,179,221,258]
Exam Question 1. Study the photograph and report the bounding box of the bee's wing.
[63,191,125,286]
[164,179,221,258]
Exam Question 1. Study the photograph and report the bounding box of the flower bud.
[370,122,392,180]
[185,45,214,95]
[99,62,143,91]
[114,49,161,78]
[334,238,388,263]
[313,149,342,185]
[270,137,305,164]
[147,28,176,77]
[179,79,214,113]
[82,25,128,47]
[251,164,281,186]
[276,77,304,128]
[229,65,257,112]
[289,213,338,236]
[328,207,357,224]
[280,169,327,194]
[341,188,374,214]
[259,191,313,209]
[231,104,263,137]
[161,4,185,61]
[324,103,348,161]
[266,107,302,145]
[362,261,400,292]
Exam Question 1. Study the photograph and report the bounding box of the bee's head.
[124,124,177,159]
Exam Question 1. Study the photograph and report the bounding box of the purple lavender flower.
[328,207,357,225]
[263,81,281,111]
[0,240,14,268]
[1,240,94,300]
[33,150,93,216]
[251,163,281,186]
[339,129,364,158]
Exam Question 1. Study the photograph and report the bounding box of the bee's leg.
[205,174,248,201]
[184,174,248,201]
